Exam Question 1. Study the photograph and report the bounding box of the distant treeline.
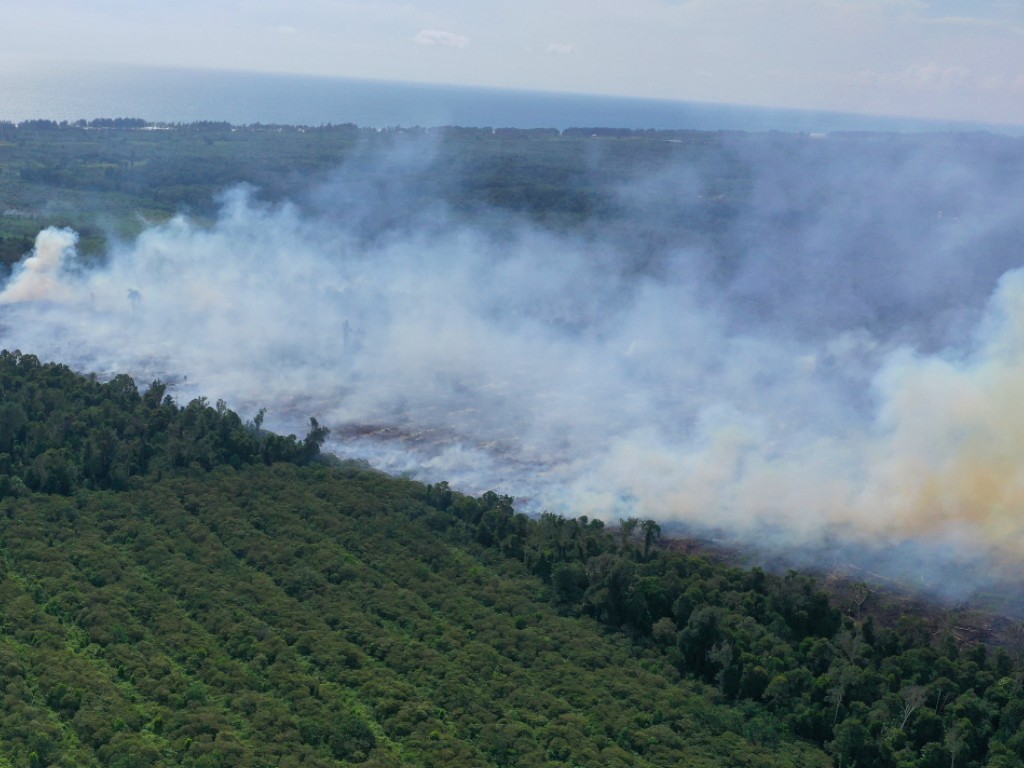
[6,114,1017,276]
[0,117,733,141]
[3,115,722,267]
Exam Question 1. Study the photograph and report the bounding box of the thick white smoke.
[3,133,1024,592]
[0,227,77,304]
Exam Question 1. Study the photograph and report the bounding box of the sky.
[2,0,1024,126]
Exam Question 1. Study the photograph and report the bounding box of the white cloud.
[276,25,298,35]
[414,29,469,49]
[546,43,574,55]
[855,62,973,91]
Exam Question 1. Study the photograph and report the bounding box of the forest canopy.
[1,352,1023,768]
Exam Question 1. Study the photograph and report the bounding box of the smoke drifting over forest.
[4,131,1024,593]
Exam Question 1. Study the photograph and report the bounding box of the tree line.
[0,350,328,498]
[419,486,1024,768]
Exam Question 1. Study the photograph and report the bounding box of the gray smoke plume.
[4,131,1024,595]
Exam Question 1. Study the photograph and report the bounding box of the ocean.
[0,59,1011,133]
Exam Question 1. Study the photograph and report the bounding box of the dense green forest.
[2,353,1024,768]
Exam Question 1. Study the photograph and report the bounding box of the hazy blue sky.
[4,0,1024,125]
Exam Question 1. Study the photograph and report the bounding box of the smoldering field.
[4,131,1024,596]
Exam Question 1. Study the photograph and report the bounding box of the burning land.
[4,123,1024,598]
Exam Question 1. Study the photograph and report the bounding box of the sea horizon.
[2,59,1020,135]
